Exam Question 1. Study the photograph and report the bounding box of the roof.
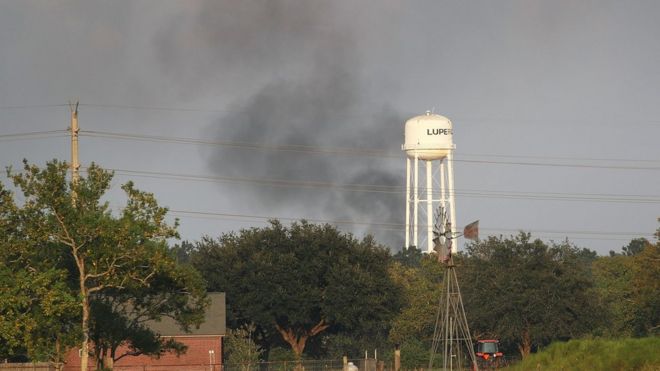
[146,292,226,336]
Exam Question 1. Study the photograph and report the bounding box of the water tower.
[402,112,456,253]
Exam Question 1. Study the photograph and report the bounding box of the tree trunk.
[103,353,114,369]
[275,320,330,361]
[79,261,90,371]
[517,329,532,358]
[80,293,90,371]
[279,331,308,360]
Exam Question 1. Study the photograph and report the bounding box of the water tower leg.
[440,161,446,246]
[426,160,433,253]
[447,152,457,253]
[413,155,419,248]
[405,157,410,249]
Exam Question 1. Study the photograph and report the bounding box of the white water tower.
[402,112,457,253]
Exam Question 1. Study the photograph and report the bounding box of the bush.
[507,337,660,371]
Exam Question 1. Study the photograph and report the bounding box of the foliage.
[592,254,635,337]
[192,220,402,359]
[458,233,601,358]
[0,174,80,362]
[320,333,391,360]
[392,246,424,268]
[170,240,195,264]
[398,339,429,370]
[225,324,263,368]
[387,254,443,346]
[507,337,660,371]
[593,240,659,337]
[3,160,201,370]
[266,347,297,362]
[0,263,80,361]
[89,259,208,369]
[609,237,650,257]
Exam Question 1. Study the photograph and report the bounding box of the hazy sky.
[1,0,658,255]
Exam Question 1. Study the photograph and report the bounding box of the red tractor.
[475,339,504,369]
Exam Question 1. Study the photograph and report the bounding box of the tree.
[593,233,660,337]
[609,238,651,257]
[6,160,200,371]
[225,324,263,370]
[392,245,425,268]
[88,260,207,369]
[458,233,601,358]
[0,176,80,365]
[192,220,402,360]
[388,254,443,347]
[629,243,660,335]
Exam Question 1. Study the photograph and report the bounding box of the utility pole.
[69,101,80,204]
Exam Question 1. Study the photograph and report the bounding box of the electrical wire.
[0,104,68,110]
[77,103,660,126]
[0,130,69,141]
[104,167,660,204]
[165,209,654,242]
[79,130,660,170]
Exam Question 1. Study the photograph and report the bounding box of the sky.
[1,0,658,255]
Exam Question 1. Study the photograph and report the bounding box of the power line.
[0,130,69,141]
[166,209,654,242]
[76,103,660,126]
[104,167,660,204]
[80,130,386,157]
[0,104,68,110]
[78,103,240,114]
[79,130,660,170]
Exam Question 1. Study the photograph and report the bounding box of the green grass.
[505,337,660,371]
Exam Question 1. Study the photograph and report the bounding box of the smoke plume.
[156,0,408,249]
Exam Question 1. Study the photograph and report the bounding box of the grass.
[505,337,660,371]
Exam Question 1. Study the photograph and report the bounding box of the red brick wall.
[63,336,223,371]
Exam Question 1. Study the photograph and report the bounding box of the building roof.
[146,292,226,336]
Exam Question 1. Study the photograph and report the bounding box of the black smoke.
[156,0,409,249]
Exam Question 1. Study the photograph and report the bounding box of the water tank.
[403,112,454,160]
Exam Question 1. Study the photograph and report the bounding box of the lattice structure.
[429,257,478,371]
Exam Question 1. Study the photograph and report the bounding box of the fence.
[15,358,382,371]
[0,364,56,371]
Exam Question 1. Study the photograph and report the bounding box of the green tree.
[89,260,207,369]
[6,160,190,371]
[629,242,659,336]
[458,233,601,358]
[392,245,425,268]
[609,238,650,257]
[0,176,80,364]
[225,324,263,369]
[592,254,635,337]
[192,220,402,360]
[388,254,443,347]
[593,235,659,337]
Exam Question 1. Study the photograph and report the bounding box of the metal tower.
[428,209,478,371]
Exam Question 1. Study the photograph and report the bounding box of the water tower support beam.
[426,160,433,253]
[447,152,457,253]
[413,155,419,248]
[440,161,446,246]
[405,157,411,249]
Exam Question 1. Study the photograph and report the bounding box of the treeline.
[1,160,658,370]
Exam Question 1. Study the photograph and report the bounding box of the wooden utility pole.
[70,101,80,204]
[69,101,90,371]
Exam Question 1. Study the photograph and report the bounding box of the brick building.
[64,292,226,371]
